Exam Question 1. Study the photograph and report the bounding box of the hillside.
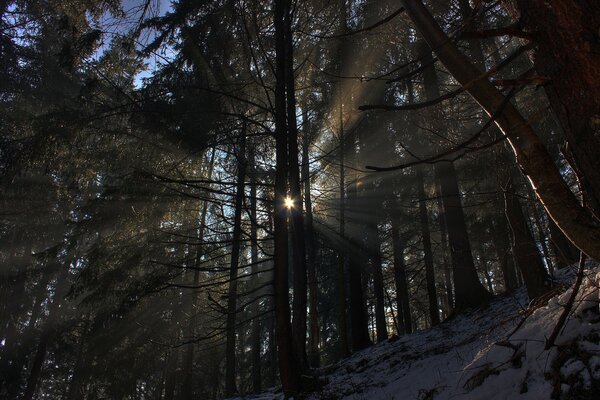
[235,265,600,400]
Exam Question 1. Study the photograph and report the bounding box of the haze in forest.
[1,1,599,399]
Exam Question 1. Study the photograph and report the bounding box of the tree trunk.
[504,180,552,299]
[416,166,440,325]
[182,147,216,399]
[66,318,92,400]
[549,218,579,268]
[492,211,519,293]
[401,0,600,262]
[391,213,411,335]
[249,147,262,393]
[302,120,321,367]
[346,180,372,350]
[224,132,247,397]
[273,0,300,394]
[363,178,388,343]
[417,39,490,309]
[435,161,492,309]
[336,103,350,358]
[283,0,308,371]
[23,259,70,400]
[435,194,454,314]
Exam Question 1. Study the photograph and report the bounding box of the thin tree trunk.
[336,103,350,358]
[363,178,388,343]
[416,166,440,325]
[66,318,92,400]
[391,214,411,334]
[249,147,262,393]
[346,180,372,350]
[224,132,247,397]
[492,211,519,293]
[273,0,300,394]
[400,0,600,261]
[283,0,308,371]
[548,218,579,268]
[302,120,321,367]
[23,259,70,400]
[435,160,491,309]
[435,194,454,313]
[529,201,554,276]
[417,40,490,309]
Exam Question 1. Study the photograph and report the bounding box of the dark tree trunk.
[23,331,49,400]
[23,260,70,400]
[417,39,490,310]
[273,0,300,394]
[416,166,440,325]
[504,181,552,299]
[530,202,554,276]
[549,218,579,268]
[302,121,321,368]
[284,0,308,371]
[164,348,178,400]
[224,132,247,397]
[435,194,454,315]
[249,147,262,393]
[66,318,92,400]
[492,211,519,293]
[391,214,411,335]
[364,179,388,342]
[346,180,372,351]
[336,104,350,358]
[332,0,352,359]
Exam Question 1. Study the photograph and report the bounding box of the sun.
[284,196,294,209]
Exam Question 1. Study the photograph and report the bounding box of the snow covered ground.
[233,264,600,400]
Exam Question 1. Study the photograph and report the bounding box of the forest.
[1,0,599,399]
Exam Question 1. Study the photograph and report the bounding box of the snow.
[230,264,600,400]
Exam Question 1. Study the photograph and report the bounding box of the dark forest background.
[1,0,599,399]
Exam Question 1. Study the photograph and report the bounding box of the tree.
[400,0,600,262]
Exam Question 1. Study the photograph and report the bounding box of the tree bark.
[492,210,519,293]
[336,102,350,358]
[416,166,440,325]
[391,212,411,335]
[249,147,262,393]
[363,180,388,343]
[224,132,247,397]
[346,180,372,351]
[549,218,579,269]
[302,119,321,367]
[284,0,308,371]
[435,194,454,314]
[273,0,300,394]
[23,260,70,400]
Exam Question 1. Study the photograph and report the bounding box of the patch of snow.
[230,264,600,400]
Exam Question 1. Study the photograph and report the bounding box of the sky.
[91,0,174,87]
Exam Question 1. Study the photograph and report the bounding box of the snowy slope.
[233,265,600,400]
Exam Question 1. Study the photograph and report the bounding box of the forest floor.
[233,263,600,400]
